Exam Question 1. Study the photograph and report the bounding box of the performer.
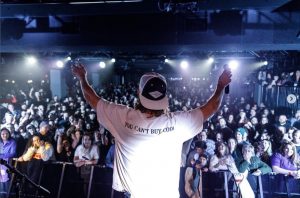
[72,64,231,198]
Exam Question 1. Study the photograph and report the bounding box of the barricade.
[6,161,300,198]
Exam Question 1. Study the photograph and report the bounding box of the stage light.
[26,56,37,65]
[12,80,15,84]
[180,60,189,70]
[263,61,268,66]
[228,60,238,70]
[66,56,72,61]
[27,80,33,84]
[164,58,169,63]
[99,61,106,68]
[56,60,64,68]
[208,57,214,64]
[5,79,9,83]
[111,58,116,63]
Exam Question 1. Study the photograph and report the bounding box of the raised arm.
[72,64,101,110]
[200,67,231,121]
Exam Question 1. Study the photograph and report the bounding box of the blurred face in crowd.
[245,104,251,110]
[24,100,30,106]
[261,140,271,152]
[242,146,254,157]
[40,125,49,136]
[182,106,188,112]
[235,131,243,143]
[263,109,269,116]
[250,109,256,117]
[277,126,286,135]
[196,146,205,155]
[215,133,223,142]
[260,132,270,140]
[21,104,27,110]
[283,144,294,158]
[195,162,202,170]
[27,126,35,135]
[69,115,74,124]
[63,139,71,150]
[75,119,83,129]
[21,111,26,117]
[63,112,69,120]
[198,131,207,141]
[4,113,13,124]
[219,118,226,128]
[240,97,245,103]
[80,105,85,112]
[86,123,91,130]
[239,111,246,118]
[228,114,234,123]
[252,104,257,111]
[228,138,237,151]
[89,113,96,120]
[62,105,67,112]
[32,136,41,148]
[75,130,82,140]
[48,113,55,120]
[1,129,10,142]
[69,102,75,109]
[293,130,300,144]
[223,106,229,113]
[82,135,92,149]
[48,120,54,126]
[261,117,268,125]
[199,156,207,167]
[217,143,226,155]
[80,101,85,106]
[279,115,287,125]
[8,104,14,112]
[251,117,258,126]
[38,105,44,112]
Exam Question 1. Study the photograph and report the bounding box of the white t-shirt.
[74,144,99,161]
[97,99,204,198]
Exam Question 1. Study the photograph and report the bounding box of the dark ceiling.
[1,0,300,58]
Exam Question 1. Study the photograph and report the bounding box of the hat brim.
[139,92,168,110]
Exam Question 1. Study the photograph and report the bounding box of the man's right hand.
[218,66,232,90]
[72,63,87,81]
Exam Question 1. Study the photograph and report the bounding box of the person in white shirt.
[73,133,99,167]
[72,63,231,198]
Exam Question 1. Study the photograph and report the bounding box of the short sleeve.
[271,153,281,167]
[175,108,204,140]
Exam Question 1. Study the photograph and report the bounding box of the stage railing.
[255,85,300,109]
[7,161,300,198]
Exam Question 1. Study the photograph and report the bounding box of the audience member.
[292,130,300,155]
[0,128,17,197]
[73,133,99,167]
[271,141,300,179]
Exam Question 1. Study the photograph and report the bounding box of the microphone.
[224,64,230,94]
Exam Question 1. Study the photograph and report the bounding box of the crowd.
[0,66,299,198]
[257,69,300,87]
